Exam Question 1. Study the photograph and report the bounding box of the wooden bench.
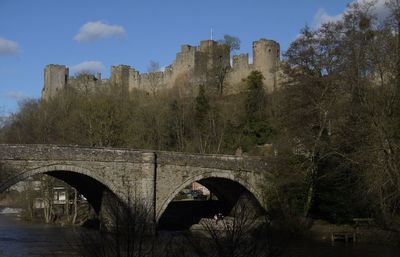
[331,231,356,243]
[353,218,374,228]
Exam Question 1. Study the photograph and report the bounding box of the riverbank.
[1,199,92,225]
[309,219,400,245]
[0,207,22,215]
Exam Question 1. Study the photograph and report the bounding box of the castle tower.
[110,65,135,94]
[252,39,280,92]
[110,65,131,86]
[199,40,230,70]
[42,64,69,100]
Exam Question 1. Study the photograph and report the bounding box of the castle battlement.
[41,38,280,100]
[232,53,250,70]
[180,44,196,53]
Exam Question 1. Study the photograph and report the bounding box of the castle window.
[268,49,271,52]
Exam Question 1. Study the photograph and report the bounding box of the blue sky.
[0,0,367,114]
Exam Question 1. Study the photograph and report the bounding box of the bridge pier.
[138,152,157,224]
[98,152,157,230]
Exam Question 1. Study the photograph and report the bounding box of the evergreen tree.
[194,85,209,131]
[241,71,273,150]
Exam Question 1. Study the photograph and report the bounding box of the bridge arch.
[0,164,120,215]
[157,171,265,227]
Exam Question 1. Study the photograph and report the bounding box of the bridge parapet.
[0,145,273,173]
[0,144,146,162]
[156,151,272,173]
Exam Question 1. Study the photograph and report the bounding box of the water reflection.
[0,214,79,257]
[284,239,400,257]
[0,212,399,257]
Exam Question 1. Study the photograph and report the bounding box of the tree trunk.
[65,187,70,222]
[72,188,78,224]
[303,165,316,217]
[44,199,52,223]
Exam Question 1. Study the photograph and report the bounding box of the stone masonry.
[0,144,273,224]
[41,38,280,100]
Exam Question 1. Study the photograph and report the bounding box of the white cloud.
[2,91,26,101]
[361,0,391,21]
[313,0,391,28]
[74,21,126,42]
[0,38,19,56]
[70,61,103,74]
[313,8,343,28]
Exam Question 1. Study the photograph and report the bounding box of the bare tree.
[218,34,241,53]
[209,34,241,96]
[75,193,160,257]
[186,203,283,257]
[147,60,162,96]
[72,188,78,224]
[41,176,55,223]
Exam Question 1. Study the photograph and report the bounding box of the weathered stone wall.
[0,145,152,202]
[154,151,272,220]
[42,64,69,100]
[110,65,130,86]
[68,74,103,95]
[226,53,252,94]
[42,67,105,99]
[173,44,197,76]
[253,39,280,92]
[42,38,281,99]
[197,40,230,72]
[0,144,273,223]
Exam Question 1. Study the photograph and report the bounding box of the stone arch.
[0,164,119,214]
[156,170,265,223]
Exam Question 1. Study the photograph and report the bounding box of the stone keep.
[42,64,69,101]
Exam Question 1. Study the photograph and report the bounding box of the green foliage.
[241,120,274,151]
[218,34,241,52]
[194,85,209,131]
[310,156,371,224]
[240,71,274,151]
[244,71,266,123]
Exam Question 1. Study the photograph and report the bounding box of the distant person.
[214,214,218,224]
[235,147,243,156]
[214,213,224,224]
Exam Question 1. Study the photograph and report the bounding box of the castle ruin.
[41,38,280,100]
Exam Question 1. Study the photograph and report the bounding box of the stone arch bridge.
[0,144,274,226]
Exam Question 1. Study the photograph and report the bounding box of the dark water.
[0,213,399,257]
[159,200,226,230]
[284,240,400,257]
[0,214,80,257]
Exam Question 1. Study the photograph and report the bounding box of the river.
[284,239,400,257]
[0,211,399,257]
[0,212,80,257]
